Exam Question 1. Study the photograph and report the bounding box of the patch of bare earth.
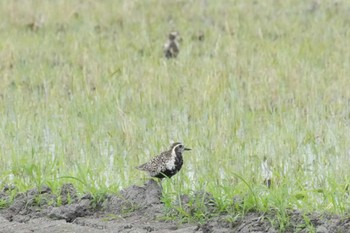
[0,181,349,233]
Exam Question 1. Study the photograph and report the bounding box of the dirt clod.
[199,223,213,233]
[2,185,16,192]
[60,183,78,205]
[49,199,92,222]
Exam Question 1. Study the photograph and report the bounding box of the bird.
[163,31,181,59]
[137,142,191,179]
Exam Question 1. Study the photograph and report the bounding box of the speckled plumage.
[164,32,181,59]
[137,142,191,179]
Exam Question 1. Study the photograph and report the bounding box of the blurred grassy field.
[1,0,350,218]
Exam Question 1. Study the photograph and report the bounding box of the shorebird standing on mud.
[137,142,191,179]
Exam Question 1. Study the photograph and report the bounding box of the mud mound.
[102,179,163,216]
[0,181,349,232]
[285,210,350,233]
[1,185,57,223]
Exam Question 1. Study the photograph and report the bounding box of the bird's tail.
[136,164,145,170]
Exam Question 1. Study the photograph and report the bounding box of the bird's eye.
[179,145,183,149]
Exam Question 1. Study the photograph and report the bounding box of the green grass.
[1,0,350,227]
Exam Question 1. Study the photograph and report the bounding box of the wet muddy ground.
[0,180,349,233]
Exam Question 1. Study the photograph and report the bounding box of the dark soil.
[0,180,349,233]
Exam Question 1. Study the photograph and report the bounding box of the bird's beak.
[184,147,191,151]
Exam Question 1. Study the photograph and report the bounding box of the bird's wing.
[137,152,166,175]
[151,153,166,173]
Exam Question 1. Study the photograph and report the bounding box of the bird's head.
[168,31,181,41]
[170,142,191,154]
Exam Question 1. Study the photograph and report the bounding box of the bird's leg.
[156,178,163,190]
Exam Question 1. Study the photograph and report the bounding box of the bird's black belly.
[155,155,183,179]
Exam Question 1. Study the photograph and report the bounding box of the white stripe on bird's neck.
[166,144,180,170]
